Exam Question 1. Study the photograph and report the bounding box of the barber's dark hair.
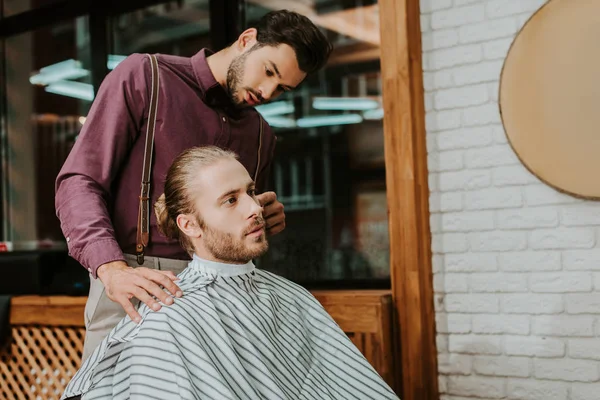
[250,9,333,74]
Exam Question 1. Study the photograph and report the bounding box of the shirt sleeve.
[55,53,151,278]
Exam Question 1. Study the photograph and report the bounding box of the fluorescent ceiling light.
[264,116,297,128]
[256,101,294,117]
[296,114,363,128]
[313,97,380,111]
[29,59,89,85]
[362,108,384,120]
[45,80,94,102]
[108,55,127,70]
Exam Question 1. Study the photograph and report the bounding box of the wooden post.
[378,0,439,399]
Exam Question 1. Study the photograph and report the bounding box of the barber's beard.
[202,220,268,264]
[225,52,249,107]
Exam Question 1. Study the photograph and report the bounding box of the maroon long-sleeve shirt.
[55,49,276,278]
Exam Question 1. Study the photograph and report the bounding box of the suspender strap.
[254,115,263,182]
[136,54,160,265]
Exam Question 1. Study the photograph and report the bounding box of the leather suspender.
[134,54,264,265]
[136,54,159,265]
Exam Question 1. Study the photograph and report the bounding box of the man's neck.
[206,47,235,89]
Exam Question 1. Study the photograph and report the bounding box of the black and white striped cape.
[61,255,400,400]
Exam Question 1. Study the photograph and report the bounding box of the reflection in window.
[4,16,91,244]
[111,1,211,57]
[246,0,389,287]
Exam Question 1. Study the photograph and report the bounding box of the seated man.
[61,146,399,400]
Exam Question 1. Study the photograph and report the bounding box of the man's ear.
[236,28,257,52]
[176,214,203,238]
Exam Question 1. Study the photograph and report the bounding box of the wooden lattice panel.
[0,325,84,400]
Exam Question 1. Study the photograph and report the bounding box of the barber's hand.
[97,261,183,323]
[256,191,286,236]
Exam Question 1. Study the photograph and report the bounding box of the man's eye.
[248,189,256,196]
[227,197,237,204]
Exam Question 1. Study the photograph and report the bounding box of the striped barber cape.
[61,255,399,400]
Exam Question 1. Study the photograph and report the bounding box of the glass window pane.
[3,16,91,245]
[245,1,388,287]
[3,0,64,18]
[110,1,211,57]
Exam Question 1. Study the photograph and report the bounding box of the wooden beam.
[378,0,439,399]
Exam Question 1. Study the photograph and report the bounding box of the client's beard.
[203,219,268,263]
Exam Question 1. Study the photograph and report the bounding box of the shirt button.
[222,116,227,122]
[66,237,70,242]
[87,267,92,273]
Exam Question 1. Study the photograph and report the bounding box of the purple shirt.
[55,49,276,278]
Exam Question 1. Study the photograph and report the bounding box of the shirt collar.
[189,253,255,277]
[191,48,236,108]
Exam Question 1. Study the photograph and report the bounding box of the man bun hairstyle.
[251,9,333,74]
[154,146,239,255]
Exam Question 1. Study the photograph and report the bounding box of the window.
[246,0,389,287]
[3,16,91,244]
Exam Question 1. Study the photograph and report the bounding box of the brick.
[497,208,558,230]
[454,0,479,5]
[533,316,594,337]
[429,44,483,70]
[493,165,539,186]
[569,339,600,361]
[466,187,523,210]
[426,110,462,132]
[435,294,445,312]
[439,375,448,394]
[561,204,600,226]
[442,211,494,232]
[432,233,469,253]
[433,274,469,294]
[429,172,439,192]
[505,336,565,358]
[525,185,580,206]
[567,294,600,314]
[447,375,505,398]
[437,334,449,353]
[422,29,459,52]
[594,273,600,291]
[452,61,504,86]
[420,14,430,33]
[432,254,443,274]
[499,251,561,272]
[564,249,600,271]
[419,0,453,14]
[473,356,530,377]
[492,124,509,144]
[440,192,463,212]
[507,378,568,400]
[462,104,501,126]
[437,126,493,150]
[445,294,499,313]
[489,81,500,101]
[469,231,527,252]
[438,353,472,375]
[465,145,519,168]
[435,84,489,110]
[531,273,592,293]
[424,70,454,91]
[445,253,498,272]
[449,334,503,355]
[430,213,442,233]
[472,314,529,334]
[459,17,518,44]
[431,4,485,29]
[534,359,599,382]
[572,383,600,400]
[530,228,595,250]
[424,93,434,111]
[486,0,547,19]
[470,273,528,293]
[428,151,464,172]
[502,294,563,314]
[439,169,491,191]
[484,37,515,60]
[436,313,471,333]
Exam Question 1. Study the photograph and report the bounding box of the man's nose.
[248,195,263,218]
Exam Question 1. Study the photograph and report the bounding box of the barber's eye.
[265,67,274,77]
[227,197,237,204]
[248,189,256,196]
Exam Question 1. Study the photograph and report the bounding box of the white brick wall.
[422,0,600,398]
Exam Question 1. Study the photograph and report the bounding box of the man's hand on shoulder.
[256,191,286,236]
[97,260,183,323]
